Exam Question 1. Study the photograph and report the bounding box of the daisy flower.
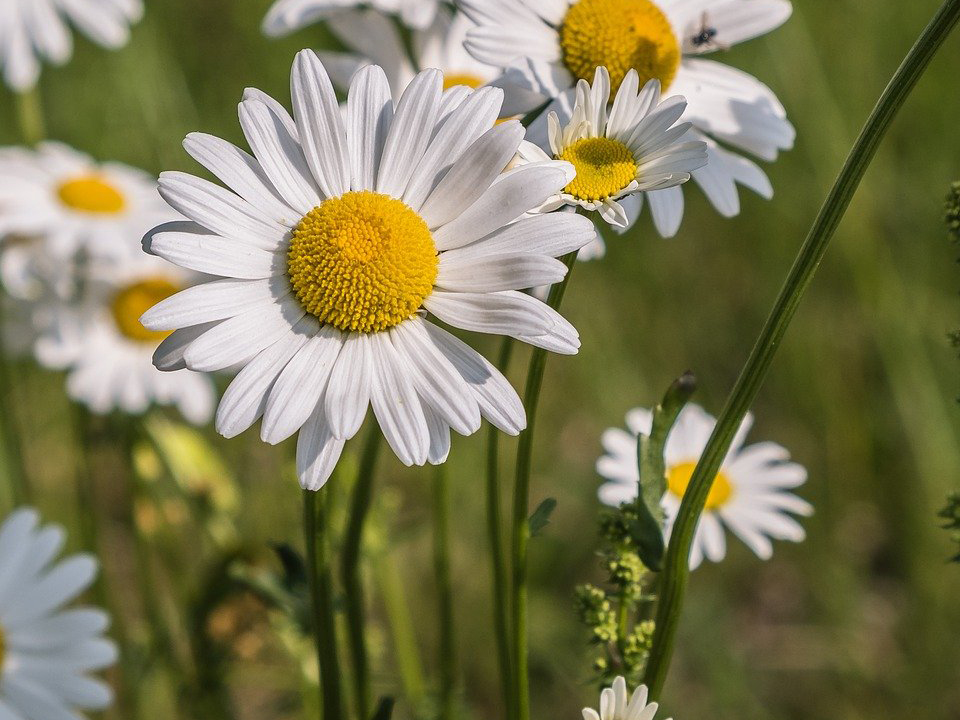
[597,404,812,569]
[583,677,666,720]
[459,0,796,237]
[0,507,117,720]
[263,0,442,34]
[0,0,143,91]
[0,143,175,262]
[516,66,707,234]
[314,8,499,98]
[141,51,596,490]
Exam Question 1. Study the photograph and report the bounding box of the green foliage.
[946,181,960,242]
[529,497,558,538]
[939,492,960,563]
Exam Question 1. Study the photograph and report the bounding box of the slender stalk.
[511,253,578,720]
[304,489,344,720]
[642,0,960,699]
[340,428,382,720]
[486,338,515,717]
[0,351,28,509]
[14,87,46,146]
[432,464,456,720]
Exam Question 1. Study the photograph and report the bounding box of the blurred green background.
[1,1,959,719]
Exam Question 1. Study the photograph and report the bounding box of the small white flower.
[0,0,143,91]
[142,51,596,490]
[0,143,175,263]
[583,677,666,720]
[263,0,442,34]
[459,0,795,237]
[0,507,117,720]
[597,404,812,569]
[516,66,707,237]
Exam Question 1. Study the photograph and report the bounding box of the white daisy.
[263,0,442,34]
[0,143,175,262]
[315,8,499,98]
[583,677,666,720]
[597,404,812,570]
[0,0,143,91]
[0,507,117,720]
[141,51,596,490]
[516,66,707,234]
[459,0,796,237]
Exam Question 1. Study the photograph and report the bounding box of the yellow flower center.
[111,279,180,344]
[558,136,638,202]
[443,73,486,91]
[560,0,681,93]
[666,461,734,510]
[287,191,438,333]
[57,176,126,215]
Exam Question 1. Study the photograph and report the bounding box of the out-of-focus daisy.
[517,66,706,236]
[316,8,499,98]
[0,143,174,262]
[0,507,117,720]
[0,0,143,91]
[142,51,596,490]
[460,0,795,237]
[583,677,665,720]
[597,404,811,569]
[263,0,442,34]
[27,251,215,423]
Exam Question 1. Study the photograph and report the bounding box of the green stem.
[642,0,960,699]
[432,465,456,720]
[486,338,514,718]
[304,489,344,720]
[14,87,46,146]
[0,352,28,509]
[340,428,382,720]
[511,254,578,720]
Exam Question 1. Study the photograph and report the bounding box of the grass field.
[1,1,959,719]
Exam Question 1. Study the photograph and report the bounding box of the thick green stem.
[642,0,960,699]
[432,465,456,720]
[511,254,578,720]
[14,87,46,146]
[486,338,515,717]
[304,489,344,720]
[340,428,382,720]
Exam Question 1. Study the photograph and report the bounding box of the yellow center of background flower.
[112,279,179,344]
[667,461,733,510]
[443,73,485,90]
[57,176,126,214]
[560,0,681,93]
[559,136,638,202]
[287,191,438,333]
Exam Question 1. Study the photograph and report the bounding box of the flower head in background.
[460,0,795,237]
[597,404,811,569]
[583,677,665,720]
[517,66,706,257]
[313,8,499,98]
[0,143,175,263]
[263,0,442,34]
[0,0,143,91]
[0,507,117,720]
[142,51,596,490]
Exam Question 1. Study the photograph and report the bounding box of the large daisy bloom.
[517,66,707,231]
[142,51,596,490]
[584,677,666,720]
[0,143,175,262]
[0,0,143,91]
[459,0,795,237]
[0,507,117,720]
[315,8,499,98]
[263,0,442,34]
[597,404,812,569]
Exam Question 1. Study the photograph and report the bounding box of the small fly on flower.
[691,12,727,51]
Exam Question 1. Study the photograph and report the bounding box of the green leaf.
[271,542,308,594]
[529,498,558,537]
[370,697,395,720]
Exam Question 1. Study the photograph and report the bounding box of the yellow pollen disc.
[287,191,438,333]
[111,278,179,344]
[560,0,681,93]
[558,136,638,202]
[667,461,734,510]
[57,176,126,214]
[443,73,486,91]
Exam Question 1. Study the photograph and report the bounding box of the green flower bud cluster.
[939,491,960,563]
[575,584,618,644]
[946,181,960,242]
